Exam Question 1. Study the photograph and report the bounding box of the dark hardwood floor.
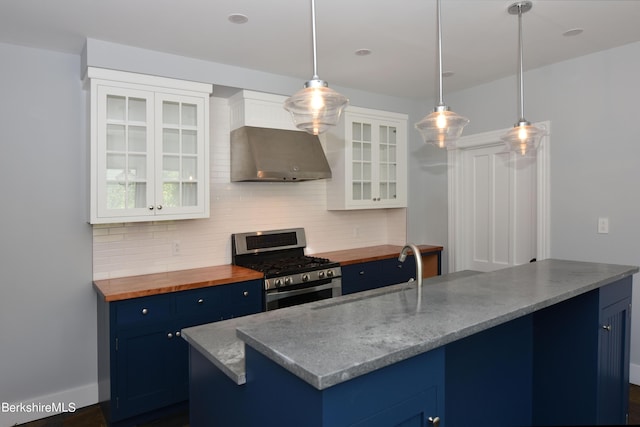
[17,384,640,426]
[16,405,189,427]
[630,383,640,425]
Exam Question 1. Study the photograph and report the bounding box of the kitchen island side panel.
[244,346,445,427]
[188,345,445,427]
[445,314,534,427]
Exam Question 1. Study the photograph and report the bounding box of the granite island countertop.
[181,259,638,390]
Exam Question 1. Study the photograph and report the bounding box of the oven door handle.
[265,282,337,302]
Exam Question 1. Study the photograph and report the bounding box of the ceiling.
[3,0,640,99]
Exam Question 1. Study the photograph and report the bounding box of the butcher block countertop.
[314,244,442,266]
[93,244,443,302]
[93,265,263,302]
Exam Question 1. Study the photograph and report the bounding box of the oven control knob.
[318,271,325,279]
[326,269,334,278]
[274,278,283,288]
[302,274,310,282]
[284,277,293,286]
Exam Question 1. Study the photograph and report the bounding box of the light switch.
[598,217,609,234]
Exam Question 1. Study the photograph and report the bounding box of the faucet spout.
[398,243,423,288]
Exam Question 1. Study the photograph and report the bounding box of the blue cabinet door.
[342,261,385,294]
[114,321,179,419]
[379,256,417,286]
[597,281,631,424]
[342,257,418,295]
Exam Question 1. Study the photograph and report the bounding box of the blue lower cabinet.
[98,279,263,425]
[342,256,419,295]
[379,256,417,285]
[114,321,186,420]
[342,261,385,294]
[530,276,632,426]
[189,345,444,427]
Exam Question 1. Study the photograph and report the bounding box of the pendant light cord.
[436,0,444,106]
[517,5,525,122]
[311,0,319,80]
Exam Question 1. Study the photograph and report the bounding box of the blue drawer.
[115,294,174,327]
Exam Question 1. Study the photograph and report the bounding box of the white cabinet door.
[154,94,207,218]
[88,68,211,224]
[326,107,407,210]
[95,85,156,220]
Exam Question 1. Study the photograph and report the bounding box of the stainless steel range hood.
[230,126,332,182]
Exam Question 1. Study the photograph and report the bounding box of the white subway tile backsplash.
[92,96,407,279]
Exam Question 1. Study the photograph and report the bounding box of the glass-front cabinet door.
[377,124,398,202]
[96,86,155,220]
[156,95,206,217]
[351,121,373,202]
[326,107,407,210]
[88,67,211,224]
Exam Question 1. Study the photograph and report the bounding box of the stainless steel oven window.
[265,278,341,311]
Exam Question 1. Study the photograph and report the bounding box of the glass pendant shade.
[284,0,349,135]
[501,121,544,156]
[502,1,544,156]
[415,0,468,148]
[284,79,349,135]
[416,106,470,148]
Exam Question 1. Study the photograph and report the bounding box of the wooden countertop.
[315,244,442,266]
[94,244,443,302]
[93,265,263,302]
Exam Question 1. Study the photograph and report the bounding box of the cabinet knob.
[175,331,181,337]
[243,291,249,297]
[359,271,365,275]
[156,205,163,210]
[602,324,612,332]
[197,298,204,304]
[167,332,173,339]
[428,416,440,426]
[141,308,148,315]
[148,206,154,210]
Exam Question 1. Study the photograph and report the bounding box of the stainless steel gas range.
[231,228,342,311]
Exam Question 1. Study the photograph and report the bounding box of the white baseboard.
[0,382,98,427]
[631,362,640,386]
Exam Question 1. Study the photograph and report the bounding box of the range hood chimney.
[230,126,332,182]
[228,90,333,182]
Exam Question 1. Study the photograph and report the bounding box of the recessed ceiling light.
[563,28,583,37]
[354,48,372,56]
[228,13,249,24]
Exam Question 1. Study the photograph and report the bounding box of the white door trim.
[447,121,551,272]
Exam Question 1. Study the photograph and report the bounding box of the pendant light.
[501,1,545,156]
[415,0,469,149]
[284,0,349,135]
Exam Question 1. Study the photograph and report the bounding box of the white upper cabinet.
[86,67,212,224]
[325,106,408,210]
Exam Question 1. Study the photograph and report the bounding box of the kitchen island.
[182,260,638,427]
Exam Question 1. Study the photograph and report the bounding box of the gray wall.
[407,41,640,377]
[0,43,94,425]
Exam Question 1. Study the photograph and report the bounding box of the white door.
[448,124,550,272]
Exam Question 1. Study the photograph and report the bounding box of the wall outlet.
[597,217,609,234]
[172,240,181,256]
